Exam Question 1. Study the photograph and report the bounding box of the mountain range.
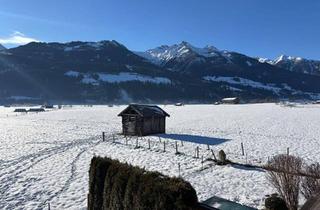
[0,40,320,104]
[259,55,320,76]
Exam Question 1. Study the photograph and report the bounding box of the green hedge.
[88,157,198,210]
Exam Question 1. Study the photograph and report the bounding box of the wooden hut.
[118,104,170,136]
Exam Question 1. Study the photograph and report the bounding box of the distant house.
[42,105,54,109]
[118,104,170,136]
[221,97,240,104]
[314,100,320,104]
[28,108,45,112]
[14,108,27,113]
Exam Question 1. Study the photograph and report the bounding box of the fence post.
[175,141,178,154]
[178,163,181,177]
[48,203,51,210]
[181,140,184,146]
[135,137,139,148]
[207,144,210,150]
[159,137,161,143]
[201,155,204,170]
[148,139,151,149]
[196,146,199,158]
[241,142,244,156]
[102,132,105,141]
[287,147,290,156]
[163,141,166,152]
[211,149,217,162]
[112,134,115,143]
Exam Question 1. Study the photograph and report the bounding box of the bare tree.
[266,154,303,210]
[301,162,320,199]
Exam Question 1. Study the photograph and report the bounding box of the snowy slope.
[64,71,171,85]
[1,104,320,209]
[204,76,283,93]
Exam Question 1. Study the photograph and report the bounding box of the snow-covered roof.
[118,104,170,117]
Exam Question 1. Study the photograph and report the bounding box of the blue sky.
[0,0,319,60]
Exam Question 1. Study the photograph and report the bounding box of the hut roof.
[14,108,27,112]
[118,104,170,117]
[28,108,45,112]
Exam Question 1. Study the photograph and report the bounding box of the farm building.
[118,104,170,136]
[14,108,27,113]
[313,100,320,104]
[221,97,240,104]
[28,108,45,112]
[42,104,54,109]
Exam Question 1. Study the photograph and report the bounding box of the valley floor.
[1,103,319,209]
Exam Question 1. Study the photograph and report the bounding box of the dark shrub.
[266,155,302,210]
[123,167,141,210]
[265,193,288,210]
[88,157,112,210]
[301,162,320,199]
[102,160,121,209]
[88,157,198,210]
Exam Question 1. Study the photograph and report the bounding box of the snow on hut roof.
[118,104,170,117]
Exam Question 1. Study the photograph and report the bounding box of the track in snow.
[0,135,104,209]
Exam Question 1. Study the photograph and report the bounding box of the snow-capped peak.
[256,54,320,76]
[274,54,304,64]
[258,58,273,64]
[186,43,220,57]
[258,54,306,65]
[204,44,219,52]
[274,54,290,64]
[136,42,221,64]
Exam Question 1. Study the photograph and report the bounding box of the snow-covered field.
[1,103,320,210]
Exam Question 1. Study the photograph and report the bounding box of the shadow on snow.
[231,164,265,172]
[154,133,230,146]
